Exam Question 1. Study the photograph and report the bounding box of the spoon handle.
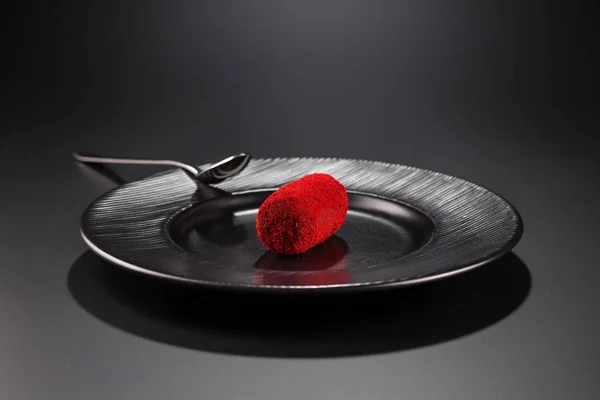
[72,152,200,177]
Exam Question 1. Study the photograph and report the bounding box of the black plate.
[80,157,523,292]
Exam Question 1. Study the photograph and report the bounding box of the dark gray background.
[1,1,598,399]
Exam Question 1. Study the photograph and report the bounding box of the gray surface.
[2,0,599,399]
[1,118,598,400]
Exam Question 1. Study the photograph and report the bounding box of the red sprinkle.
[256,173,349,255]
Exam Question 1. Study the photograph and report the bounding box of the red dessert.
[256,173,349,254]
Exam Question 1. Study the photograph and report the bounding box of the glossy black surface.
[2,0,599,399]
[81,158,520,291]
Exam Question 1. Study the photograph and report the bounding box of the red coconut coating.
[256,173,349,255]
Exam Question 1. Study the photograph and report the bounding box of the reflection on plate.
[254,236,350,286]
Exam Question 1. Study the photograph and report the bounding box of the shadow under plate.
[67,251,531,358]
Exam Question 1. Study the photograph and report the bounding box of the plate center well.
[168,191,434,273]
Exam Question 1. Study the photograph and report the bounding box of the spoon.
[72,151,252,184]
